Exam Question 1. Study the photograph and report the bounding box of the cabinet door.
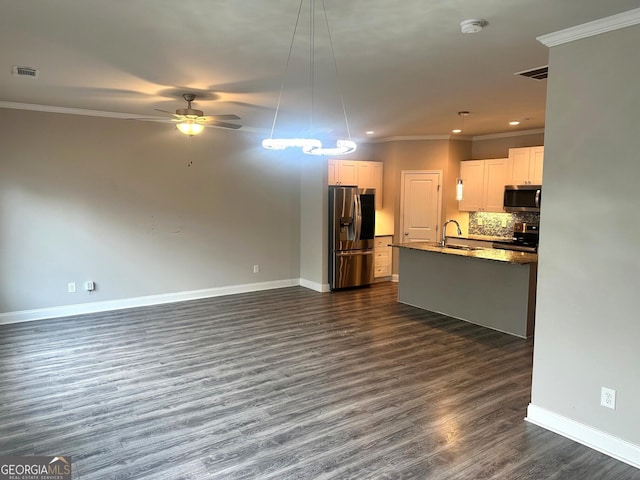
[336,161,358,185]
[483,158,509,212]
[459,160,485,211]
[330,160,383,208]
[374,236,393,278]
[356,162,373,188]
[369,162,383,209]
[328,160,338,185]
[530,146,544,184]
[508,147,532,185]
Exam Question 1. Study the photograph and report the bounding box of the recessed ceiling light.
[452,129,462,134]
[509,121,520,126]
[366,131,374,135]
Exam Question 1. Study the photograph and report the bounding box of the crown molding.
[364,128,544,144]
[538,8,640,47]
[369,134,467,143]
[0,101,150,119]
[0,101,264,133]
[472,128,545,141]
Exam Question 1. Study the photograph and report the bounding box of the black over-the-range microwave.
[503,184,541,212]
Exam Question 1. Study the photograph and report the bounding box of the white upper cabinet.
[458,160,484,212]
[483,158,511,211]
[530,146,544,184]
[508,146,544,185]
[459,158,509,212]
[328,160,358,186]
[328,160,383,209]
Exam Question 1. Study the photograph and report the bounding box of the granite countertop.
[448,234,512,243]
[390,242,538,265]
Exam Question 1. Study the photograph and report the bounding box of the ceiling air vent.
[12,65,39,78]
[515,65,548,80]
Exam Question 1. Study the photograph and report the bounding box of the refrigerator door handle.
[354,194,362,243]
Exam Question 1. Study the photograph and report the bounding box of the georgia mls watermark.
[0,456,71,480]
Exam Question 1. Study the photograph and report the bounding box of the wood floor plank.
[1,283,638,479]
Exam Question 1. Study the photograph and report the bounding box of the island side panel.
[397,248,535,338]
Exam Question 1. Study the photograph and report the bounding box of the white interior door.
[400,171,442,243]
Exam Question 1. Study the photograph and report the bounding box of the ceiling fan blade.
[210,121,242,130]
[202,114,241,121]
[154,108,180,118]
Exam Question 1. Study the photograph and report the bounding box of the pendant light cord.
[264,0,356,154]
[321,0,353,142]
[268,0,305,139]
[310,0,315,134]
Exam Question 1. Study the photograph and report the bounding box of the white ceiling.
[1,1,638,141]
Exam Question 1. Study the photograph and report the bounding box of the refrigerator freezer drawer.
[331,250,375,290]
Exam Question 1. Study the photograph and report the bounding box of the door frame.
[399,170,443,243]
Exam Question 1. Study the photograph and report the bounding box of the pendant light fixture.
[456,178,464,201]
[262,0,356,155]
[452,111,469,134]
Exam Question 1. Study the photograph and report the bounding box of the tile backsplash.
[469,211,540,238]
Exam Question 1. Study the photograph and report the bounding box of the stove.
[492,222,539,253]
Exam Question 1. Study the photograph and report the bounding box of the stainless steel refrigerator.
[329,186,376,290]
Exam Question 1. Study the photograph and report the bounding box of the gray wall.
[0,109,302,312]
[531,25,640,444]
[299,154,328,289]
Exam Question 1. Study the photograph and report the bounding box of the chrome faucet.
[440,219,462,247]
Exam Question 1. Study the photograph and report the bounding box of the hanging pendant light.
[262,0,356,155]
[456,178,464,201]
[452,111,469,134]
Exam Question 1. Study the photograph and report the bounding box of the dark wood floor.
[1,283,638,479]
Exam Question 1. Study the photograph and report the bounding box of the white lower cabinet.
[374,236,393,278]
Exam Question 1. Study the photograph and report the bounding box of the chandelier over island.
[262,0,356,156]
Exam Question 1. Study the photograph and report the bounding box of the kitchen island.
[391,242,538,338]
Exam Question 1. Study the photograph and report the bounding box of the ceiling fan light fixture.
[157,92,241,134]
[176,120,205,136]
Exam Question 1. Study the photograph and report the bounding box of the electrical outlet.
[477,218,483,226]
[601,386,616,410]
[68,282,76,293]
[253,264,259,273]
[501,217,508,227]
[85,281,95,291]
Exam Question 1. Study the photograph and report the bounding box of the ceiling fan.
[155,93,241,135]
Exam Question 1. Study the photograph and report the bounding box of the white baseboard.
[299,278,330,293]
[0,278,301,325]
[526,403,640,469]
